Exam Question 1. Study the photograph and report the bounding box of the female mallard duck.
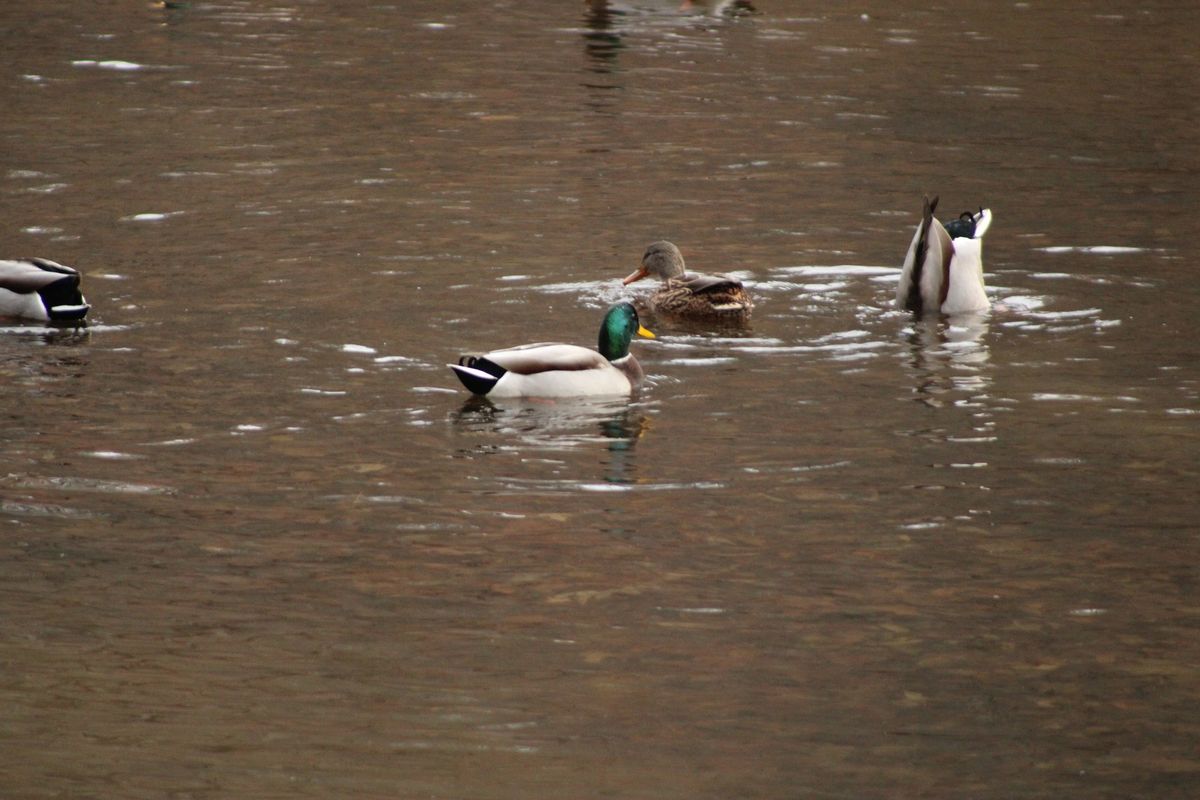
[449,302,655,398]
[897,195,992,315]
[0,258,90,322]
[622,240,753,320]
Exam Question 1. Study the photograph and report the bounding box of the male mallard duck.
[622,240,753,320]
[449,302,655,398]
[0,258,90,322]
[896,195,992,315]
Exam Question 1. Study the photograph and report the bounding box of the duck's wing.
[678,272,744,294]
[662,273,753,316]
[0,258,80,292]
[469,343,609,375]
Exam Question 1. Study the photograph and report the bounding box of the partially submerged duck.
[622,240,753,321]
[449,302,655,398]
[896,196,992,315]
[0,258,90,322]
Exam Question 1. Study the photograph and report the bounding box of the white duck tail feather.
[448,363,498,383]
[50,303,90,315]
[970,208,992,239]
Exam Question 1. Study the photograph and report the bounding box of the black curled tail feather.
[904,194,938,314]
[450,356,507,395]
[39,274,85,311]
[458,356,506,376]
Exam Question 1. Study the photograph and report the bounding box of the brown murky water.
[2,2,1198,798]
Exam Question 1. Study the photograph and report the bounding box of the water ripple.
[1,500,102,519]
[7,474,176,496]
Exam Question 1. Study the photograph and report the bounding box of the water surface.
[2,2,1198,798]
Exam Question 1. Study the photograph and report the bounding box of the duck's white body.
[453,343,642,398]
[449,303,654,399]
[0,258,90,322]
[897,198,991,315]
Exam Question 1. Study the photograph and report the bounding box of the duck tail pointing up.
[904,194,938,313]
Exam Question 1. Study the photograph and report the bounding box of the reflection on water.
[0,324,90,344]
[3,1,1200,798]
[586,0,757,22]
[452,394,649,486]
[0,325,92,401]
[902,312,990,408]
[581,0,758,95]
[583,1,624,74]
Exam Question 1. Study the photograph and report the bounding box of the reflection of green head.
[598,302,655,361]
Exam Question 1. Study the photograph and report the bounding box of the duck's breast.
[942,239,989,314]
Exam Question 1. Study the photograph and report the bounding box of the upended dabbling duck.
[896,195,992,315]
[622,240,753,321]
[448,302,655,398]
[0,257,90,322]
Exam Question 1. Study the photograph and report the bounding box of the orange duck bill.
[622,265,649,285]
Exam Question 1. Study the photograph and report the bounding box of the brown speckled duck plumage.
[622,241,752,321]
